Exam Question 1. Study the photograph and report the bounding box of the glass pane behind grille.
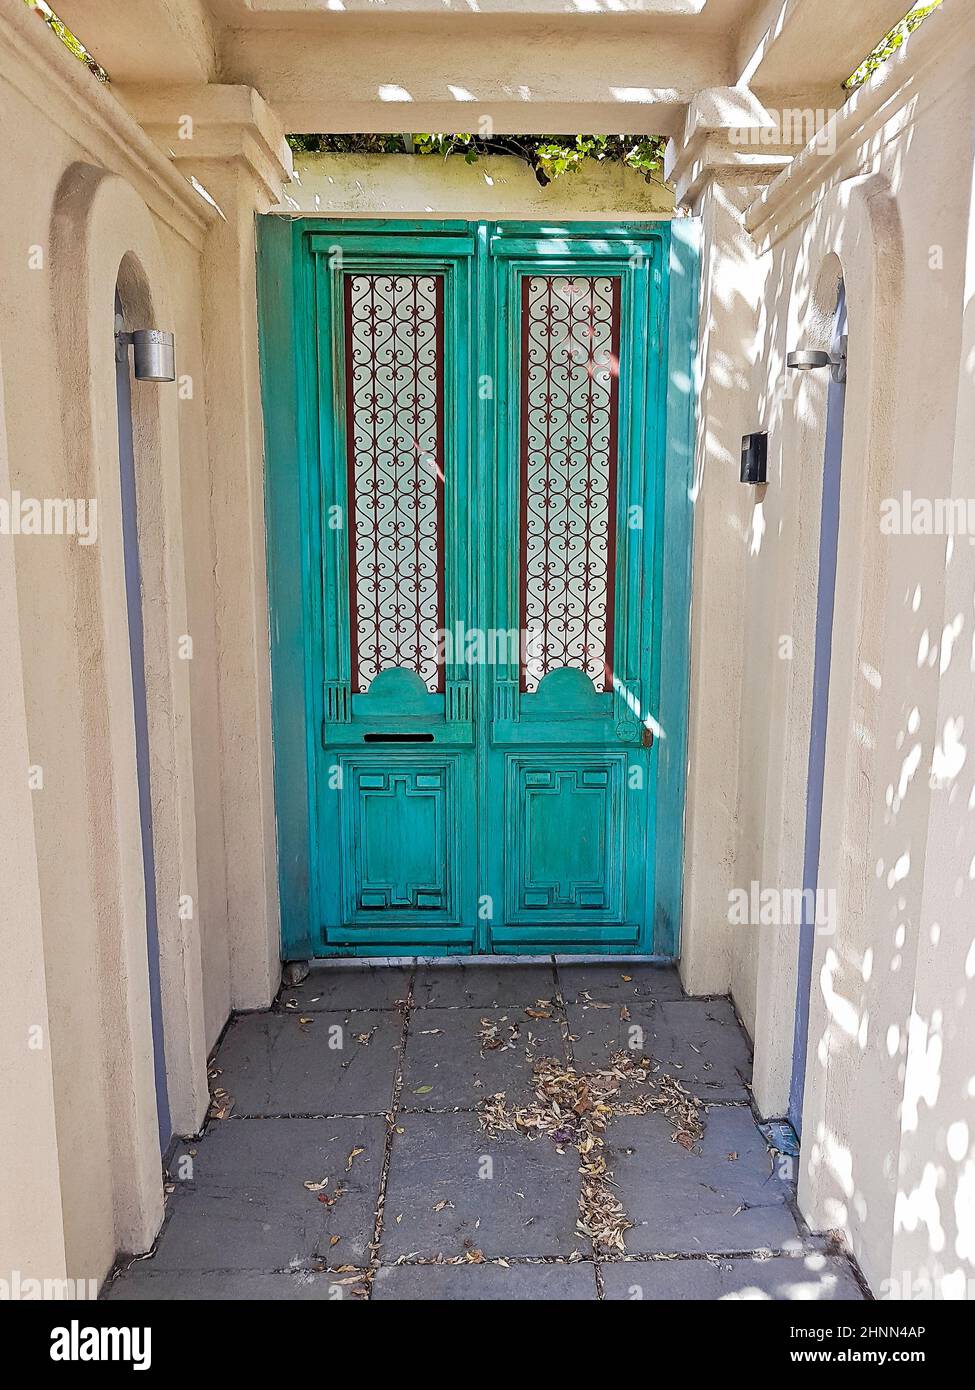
[519,274,621,693]
[345,272,445,693]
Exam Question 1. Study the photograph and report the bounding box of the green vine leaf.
[287,132,669,188]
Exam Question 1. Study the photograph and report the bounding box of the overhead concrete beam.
[218,19,731,135]
[50,0,218,84]
[735,0,918,93]
[211,0,713,14]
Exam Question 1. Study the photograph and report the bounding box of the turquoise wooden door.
[257,217,698,959]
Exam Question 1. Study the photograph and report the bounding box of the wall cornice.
[117,85,294,206]
[0,3,215,249]
[745,6,975,249]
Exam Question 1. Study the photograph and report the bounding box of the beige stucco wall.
[0,6,228,1284]
[0,335,69,1287]
[279,151,674,218]
[681,12,975,1297]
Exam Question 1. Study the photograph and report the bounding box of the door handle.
[641,725,654,749]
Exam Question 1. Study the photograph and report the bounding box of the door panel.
[279,220,668,956]
[347,762,449,908]
[506,756,626,920]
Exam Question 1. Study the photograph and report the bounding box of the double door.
[279,220,672,956]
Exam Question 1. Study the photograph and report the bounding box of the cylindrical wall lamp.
[787,334,847,384]
[116,328,176,382]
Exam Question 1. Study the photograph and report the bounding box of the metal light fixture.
[116,328,176,382]
[787,334,847,384]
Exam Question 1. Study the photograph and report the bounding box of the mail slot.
[363,733,435,743]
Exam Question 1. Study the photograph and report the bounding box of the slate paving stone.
[105,1268,353,1301]
[216,1009,402,1115]
[149,1117,384,1271]
[412,959,558,1009]
[556,961,685,1005]
[401,1007,566,1108]
[381,1110,583,1260]
[567,996,751,1097]
[372,1260,598,1301]
[607,1105,801,1255]
[600,1254,864,1301]
[109,963,850,1303]
[277,964,412,1014]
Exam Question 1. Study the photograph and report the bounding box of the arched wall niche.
[41,161,209,1260]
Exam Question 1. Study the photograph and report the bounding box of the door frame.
[257,215,699,961]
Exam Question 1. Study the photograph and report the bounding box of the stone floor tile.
[373,1260,598,1300]
[216,1010,402,1115]
[381,1110,583,1261]
[412,960,558,1009]
[607,1105,800,1255]
[556,961,685,1006]
[600,1252,864,1300]
[401,1006,565,1108]
[277,964,412,1014]
[567,996,751,1097]
[149,1117,384,1271]
[105,1267,358,1301]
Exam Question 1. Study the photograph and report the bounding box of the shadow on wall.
[738,108,975,1296]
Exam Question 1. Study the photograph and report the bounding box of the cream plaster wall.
[279,152,674,218]
[0,338,69,1287]
[681,10,975,1296]
[0,5,232,1283]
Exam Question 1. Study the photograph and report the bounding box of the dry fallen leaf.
[346,1147,365,1171]
[478,1050,704,1252]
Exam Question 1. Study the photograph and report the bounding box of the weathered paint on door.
[257,218,699,959]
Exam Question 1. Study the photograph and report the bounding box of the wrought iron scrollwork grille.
[519,274,621,693]
[344,272,445,694]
